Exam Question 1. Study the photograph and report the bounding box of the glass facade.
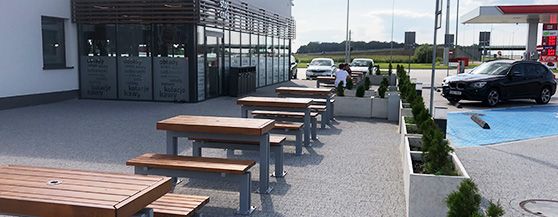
[78,21,291,102]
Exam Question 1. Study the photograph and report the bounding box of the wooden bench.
[273,121,304,155]
[148,193,209,217]
[127,153,257,215]
[191,135,287,177]
[251,110,318,140]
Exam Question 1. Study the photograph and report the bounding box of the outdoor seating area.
[0,80,411,216]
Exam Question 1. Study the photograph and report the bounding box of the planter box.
[368,74,397,85]
[371,97,388,118]
[387,91,400,122]
[344,89,377,98]
[400,128,470,217]
[399,100,413,133]
[334,96,373,118]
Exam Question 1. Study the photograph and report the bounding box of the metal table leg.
[303,108,311,147]
[257,133,272,194]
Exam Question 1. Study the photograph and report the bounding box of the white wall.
[240,0,292,17]
[0,0,78,98]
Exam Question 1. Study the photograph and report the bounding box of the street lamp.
[345,0,350,63]
[430,0,443,115]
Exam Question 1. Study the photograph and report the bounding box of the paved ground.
[0,80,405,216]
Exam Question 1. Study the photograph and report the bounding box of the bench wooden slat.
[126,153,255,175]
[148,194,210,217]
[274,121,303,130]
[252,110,319,118]
[157,115,275,136]
[192,135,286,146]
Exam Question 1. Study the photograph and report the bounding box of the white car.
[350,58,375,74]
[306,58,336,79]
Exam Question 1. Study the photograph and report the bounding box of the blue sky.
[291,0,556,51]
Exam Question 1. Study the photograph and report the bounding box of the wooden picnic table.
[315,76,335,88]
[157,115,276,193]
[275,87,336,124]
[237,96,313,147]
[0,165,171,217]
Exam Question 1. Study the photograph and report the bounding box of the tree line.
[296,41,405,54]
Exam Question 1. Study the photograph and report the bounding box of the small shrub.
[486,201,505,217]
[446,180,505,217]
[378,77,388,98]
[446,179,482,217]
[364,77,371,90]
[388,63,393,76]
[346,78,354,90]
[356,85,365,97]
[337,83,345,96]
[375,65,381,75]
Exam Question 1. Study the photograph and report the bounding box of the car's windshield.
[351,60,372,67]
[310,60,333,66]
[471,62,511,75]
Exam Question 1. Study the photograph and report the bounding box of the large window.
[117,24,153,101]
[231,31,241,67]
[266,36,273,85]
[153,24,189,102]
[42,16,67,69]
[258,35,267,86]
[79,24,117,99]
[241,32,250,66]
[197,26,206,101]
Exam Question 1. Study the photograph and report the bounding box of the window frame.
[41,16,70,70]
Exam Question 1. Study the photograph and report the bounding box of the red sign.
[541,56,558,62]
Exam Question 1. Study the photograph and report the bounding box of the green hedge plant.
[364,77,371,90]
[447,179,505,217]
[378,77,388,98]
[356,85,365,97]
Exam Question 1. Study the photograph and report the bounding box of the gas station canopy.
[462,5,558,24]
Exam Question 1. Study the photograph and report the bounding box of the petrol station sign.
[540,23,558,66]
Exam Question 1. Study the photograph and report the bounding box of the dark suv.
[442,60,557,106]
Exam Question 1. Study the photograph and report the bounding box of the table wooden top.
[237,96,313,109]
[157,115,275,136]
[0,165,171,217]
[276,87,334,96]
[316,76,336,81]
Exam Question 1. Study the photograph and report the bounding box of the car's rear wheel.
[484,89,500,107]
[535,87,552,104]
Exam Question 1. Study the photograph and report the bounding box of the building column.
[526,18,539,60]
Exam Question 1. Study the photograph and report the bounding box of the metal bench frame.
[133,165,255,215]
[253,115,318,143]
[270,127,303,155]
[192,140,287,177]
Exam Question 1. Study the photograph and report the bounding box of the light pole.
[430,0,443,115]
[443,0,451,66]
[455,0,460,50]
[390,0,395,64]
[345,0,350,63]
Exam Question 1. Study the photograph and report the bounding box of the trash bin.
[229,66,257,97]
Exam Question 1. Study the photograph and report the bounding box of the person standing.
[335,63,350,87]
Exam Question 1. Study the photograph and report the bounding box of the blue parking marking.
[447,105,558,147]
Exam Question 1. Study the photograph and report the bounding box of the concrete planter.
[387,91,400,122]
[344,89,377,98]
[334,96,373,118]
[368,74,397,85]
[399,100,413,133]
[400,125,470,217]
[371,97,388,118]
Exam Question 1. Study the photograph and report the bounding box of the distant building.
[0,0,295,108]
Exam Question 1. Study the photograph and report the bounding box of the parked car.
[350,58,375,74]
[290,55,298,79]
[442,60,557,106]
[305,58,336,79]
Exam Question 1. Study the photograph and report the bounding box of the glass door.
[205,32,224,98]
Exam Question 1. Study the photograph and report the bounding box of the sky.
[291,0,557,52]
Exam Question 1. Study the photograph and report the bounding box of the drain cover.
[520,199,558,216]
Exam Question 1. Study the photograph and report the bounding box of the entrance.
[205,31,224,98]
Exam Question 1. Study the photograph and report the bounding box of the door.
[205,31,224,98]
[503,63,531,99]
